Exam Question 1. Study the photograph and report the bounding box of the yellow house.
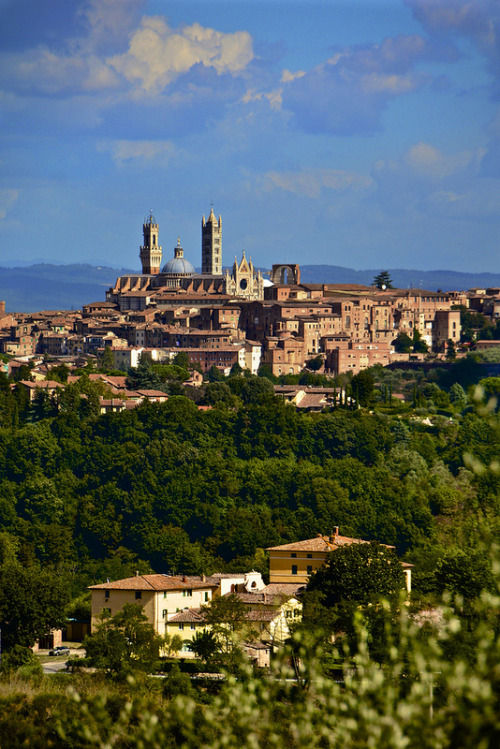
[89,574,218,637]
[267,528,412,592]
[165,583,304,656]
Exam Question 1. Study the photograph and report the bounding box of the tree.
[84,603,162,674]
[412,330,428,353]
[446,338,457,360]
[373,271,394,289]
[172,351,191,370]
[306,355,324,372]
[449,382,467,410]
[351,370,374,408]
[393,332,413,353]
[207,364,225,382]
[0,562,69,650]
[199,594,251,671]
[306,542,405,608]
[98,346,115,372]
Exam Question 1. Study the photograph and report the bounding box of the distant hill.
[0,264,133,313]
[1,263,500,313]
[299,266,500,291]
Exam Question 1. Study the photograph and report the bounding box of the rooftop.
[89,574,218,591]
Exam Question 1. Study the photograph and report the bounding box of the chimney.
[135,570,139,576]
[183,575,187,582]
[328,527,339,544]
[202,574,206,582]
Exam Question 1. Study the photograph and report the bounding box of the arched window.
[345,315,351,329]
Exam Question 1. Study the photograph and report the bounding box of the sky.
[1,0,500,274]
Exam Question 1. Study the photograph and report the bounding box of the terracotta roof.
[266,534,374,553]
[168,608,206,623]
[263,583,305,596]
[89,574,218,591]
[18,380,62,390]
[136,389,169,397]
[244,610,279,622]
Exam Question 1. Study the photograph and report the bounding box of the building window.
[163,610,168,619]
[135,591,142,600]
[204,592,209,601]
[104,590,110,599]
[191,623,196,630]
[306,554,312,559]
[291,565,298,575]
[103,607,111,616]
[183,589,193,597]
[178,623,184,630]
[307,565,313,575]
[291,553,297,558]
[164,592,167,598]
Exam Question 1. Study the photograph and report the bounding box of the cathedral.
[106,209,264,310]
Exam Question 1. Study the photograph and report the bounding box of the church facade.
[106,208,264,310]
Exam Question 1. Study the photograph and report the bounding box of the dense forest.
[0,354,499,610]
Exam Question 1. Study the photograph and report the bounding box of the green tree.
[98,346,115,372]
[412,329,428,353]
[306,355,324,371]
[351,370,374,407]
[373,270,394,289]
[200,594,250,671]
[305,542,406,608]
[172,351,191,370]
[207,364,225,382]
[393,332,413,353]
[0,563,69,650]
[446,338,457,360]
[84,603,162,674]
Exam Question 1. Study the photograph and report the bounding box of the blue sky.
[1,0,499,273]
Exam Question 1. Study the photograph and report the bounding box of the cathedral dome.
[161,238,195,276]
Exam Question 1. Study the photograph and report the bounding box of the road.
[40,648,86,675]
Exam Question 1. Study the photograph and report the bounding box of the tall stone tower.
[140,212,162,275]
[201,207,222,275]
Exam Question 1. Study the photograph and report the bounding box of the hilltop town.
[1,207,499,395]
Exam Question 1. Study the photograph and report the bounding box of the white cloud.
[261,168,373,198]
[0,189,19,220]
[405,142,483,179]
[108,17,254,94]
[97,139,179,166]
[281,69,305,83]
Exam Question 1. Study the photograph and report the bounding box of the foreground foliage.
[1,581,499,748]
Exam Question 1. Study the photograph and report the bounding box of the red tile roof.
[89,574,218,591]
[266,534,375,553]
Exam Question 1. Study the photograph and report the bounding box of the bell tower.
[201,206,222,275]
[140,211,162,275]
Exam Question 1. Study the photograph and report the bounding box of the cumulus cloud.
[80,0,147,53]
[108,17,254,94]
[281,35,435,135]
[97,139,178,166]
[261,168,373,198]
[0,5,253,99]
[0,189,19,220]
[405,141,484,178]
[407,0,500,83]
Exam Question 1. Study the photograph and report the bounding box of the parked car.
[48,646,70,656]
